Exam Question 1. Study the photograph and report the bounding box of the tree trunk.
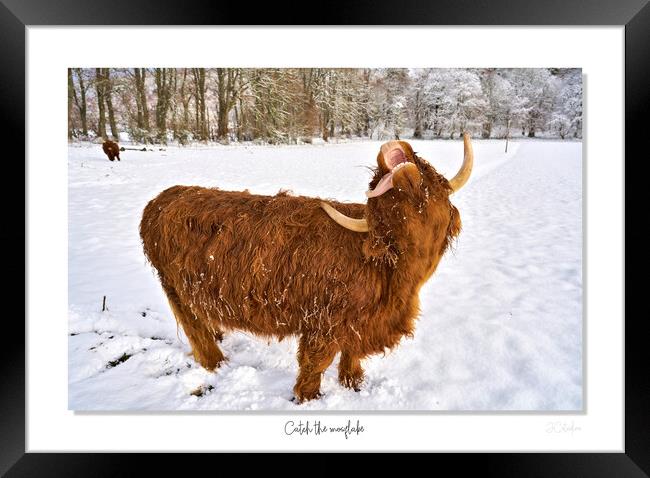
[216,69,226,139]
[362,69,371,137]
[481,122,492,139]
[199,69,207,141]
[217,111,228,139]
[432,104,441,138]
[194,90,200,138]
[413,120,422,138]
[140,70,150,131]
[216,107,228,139]
[155,68,171,143]
[179,69,190,143]
[73,68,88,137]
[95,68,107,139]
[103,68,119,140]
[192,68,208,141]
[573,118,581,138]
[134,68,150,141]
[527,124,536,137]
[170,69,178,140]
[133,69,144,134]
[413,90,423,139]
[481,68,495,140]
[238,94,248,141]
[216,68,240,141]
[321,107,331,141]
[206,104,211,140]
[67,69,74,140]
[527,115,536,137]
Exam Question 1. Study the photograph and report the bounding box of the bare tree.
[67,67,581,145]
[478,68,496,138]
[155,68,173,143]
[95,68,107,139]
[102,68,119,140]
[71,68,88,137]
[169,68,191,144]
[68,69,74,140]
[180,69,190,134]
[298,69,320,138]
[133,68,150,141]
[215,68,241,141]
[192,68,208,141]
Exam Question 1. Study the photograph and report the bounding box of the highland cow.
[140,134,474,402]
[102,140,121,162]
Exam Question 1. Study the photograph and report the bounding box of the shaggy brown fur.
[140,141,462,402]
[102,140,121,162]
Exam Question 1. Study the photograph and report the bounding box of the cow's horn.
[320,202,369,233]
[448,133,474,192]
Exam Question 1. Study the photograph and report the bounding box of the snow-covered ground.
[68,139,582,411]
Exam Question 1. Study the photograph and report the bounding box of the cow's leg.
[162,283,225,371]
[338,350,364,391]
[293,336,338,403]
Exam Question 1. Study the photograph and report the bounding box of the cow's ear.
[447,204,462,239]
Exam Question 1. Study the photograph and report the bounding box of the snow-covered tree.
[551,68,582,139]
[491,71,528,139]
[68,67,582,144]
[422,70,455,138]
[367,69,410,140]
[409,69,429,138]
[507,68,559,137]
[446,69,486,139]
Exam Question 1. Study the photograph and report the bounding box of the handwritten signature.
[545,420,582,435]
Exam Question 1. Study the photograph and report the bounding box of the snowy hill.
[68,139,582,411]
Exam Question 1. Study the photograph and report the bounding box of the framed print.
[6,0,647,474]
[64,66,584,413]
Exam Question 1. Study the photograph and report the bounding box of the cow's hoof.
[339,374,364,392]
[292,391,322,404]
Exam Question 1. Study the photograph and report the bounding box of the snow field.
[68,138,582,410]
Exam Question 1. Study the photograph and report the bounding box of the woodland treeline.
[68,68,582,144]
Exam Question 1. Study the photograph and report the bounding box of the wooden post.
[102,295,107,312]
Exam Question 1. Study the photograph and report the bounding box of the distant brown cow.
[102,140,121,162]
[140,134,473,402]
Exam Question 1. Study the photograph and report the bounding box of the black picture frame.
[5,0,646,474]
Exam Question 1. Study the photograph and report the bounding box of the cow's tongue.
[366,172,394,198]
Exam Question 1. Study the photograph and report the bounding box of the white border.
[27,27,624,452]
